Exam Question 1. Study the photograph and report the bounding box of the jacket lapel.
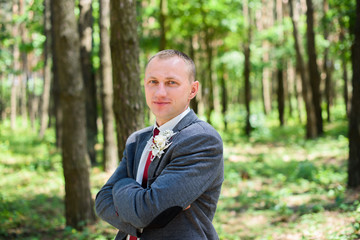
[172,110,199,133]
[133,130,153,177]
[147,110,199,181]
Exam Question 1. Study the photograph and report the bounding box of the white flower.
[151,129,176,160]
[154,135,167,149]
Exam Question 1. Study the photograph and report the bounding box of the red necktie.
[129,128,160,240]
[141,128,160,188]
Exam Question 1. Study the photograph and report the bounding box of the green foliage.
[212,108,356,239]
[0,112,356,239]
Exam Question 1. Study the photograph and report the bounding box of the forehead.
[145,56,190,77]
[147,56,186,69]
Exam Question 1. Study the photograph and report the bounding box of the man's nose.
[155,83,166,97]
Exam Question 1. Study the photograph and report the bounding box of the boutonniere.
[151,130,176,160]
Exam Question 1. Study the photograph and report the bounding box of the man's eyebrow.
[146,75,158,80]
[165,76,180,80]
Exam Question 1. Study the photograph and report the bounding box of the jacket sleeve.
[112,127,223,229]
[95,147,139,236]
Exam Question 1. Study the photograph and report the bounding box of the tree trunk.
[262,41,272,115]
[323,0,333,122]
[200,0,214,124]
[39,0,52,139]
[52,0,95,229]
[204,36,214,124]
[244,42,251,136]
[159,0,166,50]
[289,0,317,138]
[189,36,199,113]
[291,64,303,123]
[277,67,285,126]
[339,26,350,117]
[11,0,20,130]
[285,63,293,119]
[110,0,144,160]
[50,0,62,148]
[99,0,118,173]
[29,92,39,131]
[79,0,98,165]
[276,1,285,126]
[306,0,323,136]
[19,0,28,124]
[261,0,273,115]
[347,0,360,188]
[243,0,252,137]
[220,63,228,131]
[324,58,333,122]
[10,77,18,129]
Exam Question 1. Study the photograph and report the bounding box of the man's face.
[144,56,199,126]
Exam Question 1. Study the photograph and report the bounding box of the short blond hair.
[146,49,196,82]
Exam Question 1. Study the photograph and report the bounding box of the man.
[95,49,224,240]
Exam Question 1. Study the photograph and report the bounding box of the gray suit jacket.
[95,110,224,240]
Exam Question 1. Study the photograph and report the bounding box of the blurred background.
[0,0,360,239]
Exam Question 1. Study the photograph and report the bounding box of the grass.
[0,111,359,240]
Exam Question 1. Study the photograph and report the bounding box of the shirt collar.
[153,107,190,133]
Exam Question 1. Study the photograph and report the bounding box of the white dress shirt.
[135,107,190,184]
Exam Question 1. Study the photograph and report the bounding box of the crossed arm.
[95,130,223,235]
[95,154,140,236]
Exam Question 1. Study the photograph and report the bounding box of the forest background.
[1,0,360,239]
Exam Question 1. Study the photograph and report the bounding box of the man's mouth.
[153,101,170,105]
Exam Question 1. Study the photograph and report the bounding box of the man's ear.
[189,81,199,99]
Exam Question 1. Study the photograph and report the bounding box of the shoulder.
[175,119,223,148]
[126,126,153,145]
[170,119,223,161]
[183,119,222,141]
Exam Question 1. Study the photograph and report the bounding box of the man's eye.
[169,81,176,85]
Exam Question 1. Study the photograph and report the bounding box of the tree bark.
[261,0,273,115]
[306,0,323,136]
[285,63,293,119]
[50,1,63,148]
[339,26,350,117]
[322,0,333,122]
[52,0,95,229]
[19,0,28,123]
[243,0,252,137]
[262,41,272,115]
[79,0,98,165]
[277,66,285,126]
[110,0,144,160]
[200,0,214,124]
[11,0,20,130]
[347,0,360,188]
[189,36,199,113]
[39,0,52,139]
[159,0,166,50]
[220,64,228,131]
[289,0,317,138]
[291,64,303,123]
[10,77,18,129]
[324,57,333,122]
[50,0,62,148]
[99,0,118,172]
[276,0,285,126]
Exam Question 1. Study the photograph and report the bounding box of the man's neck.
[155,107,190,131]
